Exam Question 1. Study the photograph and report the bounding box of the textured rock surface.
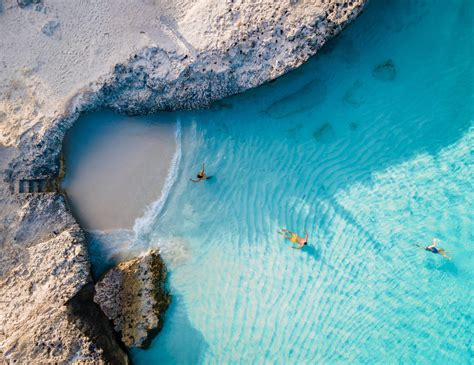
[0,147,127,363]
[67,284,129,365]
[94,250,171,348]
[0,187,128,364]
[1,0,367,180]
[0,0,367,363]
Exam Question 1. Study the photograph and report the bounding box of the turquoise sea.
[80,0,474,363]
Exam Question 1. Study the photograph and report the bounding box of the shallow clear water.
[92,0,473,363]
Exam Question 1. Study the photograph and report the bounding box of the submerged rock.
[343,79,366,106]
[94,250,171,348]
[372,59,397,81]
[264,78,327,119]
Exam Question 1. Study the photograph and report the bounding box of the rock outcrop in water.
[0,0,367,362]
[94,251,171,349]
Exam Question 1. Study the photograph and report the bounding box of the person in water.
[190,162,210,183]
[423,238,450,259]
[278,228,308,249]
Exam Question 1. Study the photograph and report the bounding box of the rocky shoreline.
[0,1,367,363]
[94,251,171,349]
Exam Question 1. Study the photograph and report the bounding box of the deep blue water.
[81,0,473,363]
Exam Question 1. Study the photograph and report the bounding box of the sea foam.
[133,120,183,245]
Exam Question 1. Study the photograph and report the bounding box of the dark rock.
[67,283,130,365]
[17,0,41,8]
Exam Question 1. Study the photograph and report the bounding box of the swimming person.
[422,238,450,259]
[278,228,308,249]
[190,162,210,183]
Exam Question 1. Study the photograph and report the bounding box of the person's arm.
[427,238,438,249]
[201,162,205,175]
[292,242,304,249]
[304,230,309,241]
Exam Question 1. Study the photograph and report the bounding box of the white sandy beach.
[0,0,226,145]
[62,110,177,230]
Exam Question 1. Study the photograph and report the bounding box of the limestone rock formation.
[0,189,128,364]
[94,250,171,348]
[0,0,367,180]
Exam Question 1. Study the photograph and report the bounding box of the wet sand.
[62,110,177,231]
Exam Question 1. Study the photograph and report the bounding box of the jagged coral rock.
[94,250,171,348]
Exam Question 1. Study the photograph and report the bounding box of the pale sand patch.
[62,110,177,231]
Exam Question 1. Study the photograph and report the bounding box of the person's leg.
[278,229,292,240]
[284,230,296,240]
[438,249,450,259]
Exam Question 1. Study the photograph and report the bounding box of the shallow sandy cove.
[62,110,177,231]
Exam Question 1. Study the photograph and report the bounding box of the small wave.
[86,228,136,277]
[150,236,191,268]
[133,120,183,244]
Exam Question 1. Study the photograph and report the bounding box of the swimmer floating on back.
[190,162,211,183]
[418,238,450,259]
[278,228,308,249]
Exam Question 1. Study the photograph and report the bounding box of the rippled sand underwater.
[105,0,472,363]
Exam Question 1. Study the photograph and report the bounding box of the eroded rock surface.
[1,0,367,180]
[0,189,128,364]
[94,250,171,348]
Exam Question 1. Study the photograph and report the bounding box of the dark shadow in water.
[302,245,320,261]
[312,122,334,142]
[319,189,389,258]
[263,78,327,119]
[133,293,209,365]
[86,231,119,279]
[424,257,459,276]
[372,59,397,81]
[381,0,431,33]
[285,123,303,139]
[349,121,359,131]
[86,230,141,280]
[342,79,365,107]
[198,0,473,204]
[210,99,233,111]
[207,175,219,186]
[318,33,361,65]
